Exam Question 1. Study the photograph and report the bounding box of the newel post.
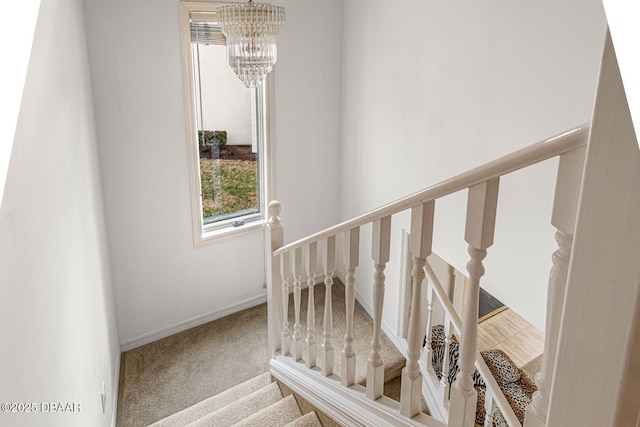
[524,146,586,427]
[449,178,499,427]
[266,201,284,357]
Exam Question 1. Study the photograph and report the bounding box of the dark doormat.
[479,287,507,322]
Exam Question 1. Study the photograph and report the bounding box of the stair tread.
[233,394,302,427]
[284,411,324,427]
[150,373,272,426]
[185,382,283,427]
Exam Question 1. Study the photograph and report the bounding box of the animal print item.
[429,326,537,426]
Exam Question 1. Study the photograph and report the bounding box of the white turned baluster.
[401,201,435,416]
[291,247,304,361]
[421,280,435,372]
[440,320,452,404]
[341,227,360,387]
[484,387,496,427]
[367,216,392,400]
[266,201,284,356]
[280,252,291,356]
[305,242,318,368]
[525,146,585,427]
[450,178,499,427]
[321,235,336,376]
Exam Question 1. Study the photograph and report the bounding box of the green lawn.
[200,158,258,220]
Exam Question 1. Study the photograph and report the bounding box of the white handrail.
[424,262,462,335]
[274,124,589,256]
[475,355,523,426]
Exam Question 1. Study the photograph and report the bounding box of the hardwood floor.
[477,309,544,367]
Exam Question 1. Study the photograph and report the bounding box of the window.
[180,3,272,245]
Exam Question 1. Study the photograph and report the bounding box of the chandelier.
[217,0,285,88]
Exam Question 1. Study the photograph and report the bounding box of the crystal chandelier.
[217,0,285,88]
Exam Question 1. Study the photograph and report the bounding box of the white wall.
[338,0,607,332]
[82,0,343,347]
[0,0,120,425]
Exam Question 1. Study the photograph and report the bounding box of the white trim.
[419,359,449,422]
[120,293,267,351]
[111,351,121,427]
[179,1,275,248]
[270,356,445,427]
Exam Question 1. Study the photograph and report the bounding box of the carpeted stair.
[149,373,323,427]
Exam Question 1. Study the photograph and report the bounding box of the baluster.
[525,146,585,427]
[267,201,284,356]
[341,227,360,387]
[367,216,392,400]
[280,252,291,356]
[450,178,499,427]
[305,242,318,368]
[484,387,496,427]
[291,247,304,361]
[401,201,435,416]
[421,280,435,372]
[321,236,336,376]
[440,320,452,404]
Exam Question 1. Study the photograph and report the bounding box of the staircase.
[149,373,323,427]
[265,125,590,426]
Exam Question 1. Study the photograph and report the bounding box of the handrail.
[273,124,589,256]
[475,355,523,426]
[424,262,462,335]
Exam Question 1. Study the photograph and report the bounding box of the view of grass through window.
[199,145,258,222]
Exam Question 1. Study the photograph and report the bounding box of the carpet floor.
[116,279,408,426]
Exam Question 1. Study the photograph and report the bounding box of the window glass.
[190,14,264,229]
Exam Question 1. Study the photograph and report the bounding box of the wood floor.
[477,309,544,367]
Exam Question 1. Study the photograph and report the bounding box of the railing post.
[266,201,284,357]
[341,227,360,387]
[305,242,318,368]
[525,146,585,427]
[401,201,435,417]
[421,280,435,372]
[291,247,304,361]
[367,216,392,400]
[321,236,336,376]
[280,252,291,356]
[450,178,499,427]
[440,320,453,404]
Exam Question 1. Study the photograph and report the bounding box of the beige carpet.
[117,279,407,426]
[150,373,324,427]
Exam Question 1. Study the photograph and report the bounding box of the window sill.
[195,217,266,247]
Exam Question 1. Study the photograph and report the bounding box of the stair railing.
[423,262,522,426]
[266,124,589,427]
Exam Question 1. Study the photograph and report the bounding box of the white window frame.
[179,1,275,247]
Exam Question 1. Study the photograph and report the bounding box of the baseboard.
[111,351,121,427]
[120,293,268,351]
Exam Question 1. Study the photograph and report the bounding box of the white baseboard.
[111,351,121,427]
[120,293,268,351]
